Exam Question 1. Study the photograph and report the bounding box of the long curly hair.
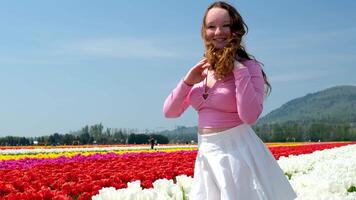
[201,1,271,96]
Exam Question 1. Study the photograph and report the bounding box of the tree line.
[157,122,356,143]
[1,122,355,146]
[158,122,356,143]
[0,123,168,146]
[253,122,356,142]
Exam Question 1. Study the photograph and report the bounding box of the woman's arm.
[163,79,192,118]
[233,60,265,124]
[163,58,208,118]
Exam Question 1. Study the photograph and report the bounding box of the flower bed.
[92,143,356,200]
[0,142,355,199]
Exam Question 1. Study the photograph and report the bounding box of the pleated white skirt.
[189,124,297,200]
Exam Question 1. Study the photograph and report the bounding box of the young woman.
[163,1,297,199]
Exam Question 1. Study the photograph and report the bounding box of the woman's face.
[205,7,231,50]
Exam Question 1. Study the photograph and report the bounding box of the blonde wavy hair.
[202,1,271,95]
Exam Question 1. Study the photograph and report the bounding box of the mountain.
[258,85,356,125]
[158,126,198,143]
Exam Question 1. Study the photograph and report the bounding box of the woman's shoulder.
[240,59,260,67]
[239,59,261,71]
[240,59,263,74]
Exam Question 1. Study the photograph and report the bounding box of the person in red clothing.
[163,1,297,199]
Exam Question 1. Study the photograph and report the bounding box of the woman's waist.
[198,119,244,134]
[197,124,252,150]
[198,126,236,134]
[198,117,242,133]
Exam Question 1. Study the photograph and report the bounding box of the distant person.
[163,1,297,199]
[149,136,155,150]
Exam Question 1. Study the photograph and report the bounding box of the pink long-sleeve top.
[163,59,265,128]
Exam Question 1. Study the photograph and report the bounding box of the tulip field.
[1,142,356,200]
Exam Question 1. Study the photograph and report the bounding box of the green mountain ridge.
[258,85,356,125]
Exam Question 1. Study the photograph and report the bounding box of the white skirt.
[189,124,297,200]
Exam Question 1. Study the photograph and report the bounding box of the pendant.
[203,93,208,100]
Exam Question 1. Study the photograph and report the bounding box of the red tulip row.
[269,141,356,159]
[1,142,355,200]
[0,151,196,200]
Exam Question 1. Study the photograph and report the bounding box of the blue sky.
[0,0,355,137]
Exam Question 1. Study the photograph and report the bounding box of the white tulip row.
[278,144,356,200]
[0,145,196,155]
[92,144,356,200]
[92,175,193,200]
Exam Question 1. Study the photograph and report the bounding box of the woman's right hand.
[183,58,210,86]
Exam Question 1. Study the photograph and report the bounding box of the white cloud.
[0,56,65,65]
[251,26,356,46]
[269,71,326,83]
[0,36,196,65]
[70,37,181,59]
